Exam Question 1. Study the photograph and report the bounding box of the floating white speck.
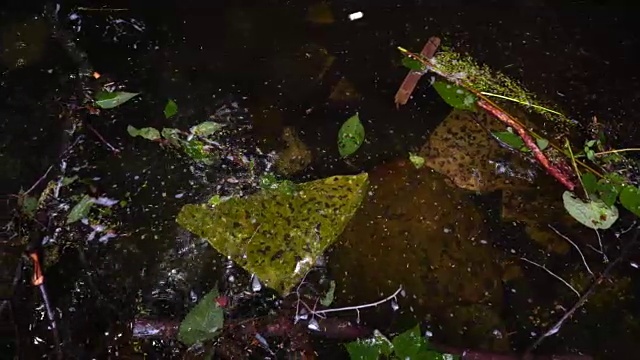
[307,318,320,331]
[348,11,363,21]
[631,261,639,269]
[251,274,262,292]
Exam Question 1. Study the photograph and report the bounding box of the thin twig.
[524,226,640,355]
[594,229,608,263]
[548,225,594,278]
[23,166,53,196]
[312,286,403,316]
[595,148,640,156]
[520,257,580,297]
[86,123,120,154]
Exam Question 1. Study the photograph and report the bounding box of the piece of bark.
[394,36,441,108]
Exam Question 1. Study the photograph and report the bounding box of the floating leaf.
[392,324,431,359]
[562,191,618,229]
[20,195,38,217]
[190,121,223,137]
[164,99,178,119]
[409,153,425,169]
[182,139,214,164]
[320,280,336,307]
[535,137,549,151]
[127,125,161,140]
[581,172,598,197]
[338,113,365,158]
[401,56,425,72]
[161,127,182,146]
[178,287,223,346]
[177,173,369,294]
[597,180,620,207]
[492,131,525,150]
[433,80,477,111]
[67,195,94,224]
[345,330,393,360]
[94,91,139,109]
[620,186,640,217]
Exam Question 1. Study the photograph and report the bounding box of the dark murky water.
[1,1,640,359]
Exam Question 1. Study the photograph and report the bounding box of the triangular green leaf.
[177,173,369,294]
[345,330,393,360]
[392,324,431,359]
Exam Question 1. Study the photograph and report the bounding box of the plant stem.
[595,148,640,156]
[312,286,403,316]
[480,92,564,116]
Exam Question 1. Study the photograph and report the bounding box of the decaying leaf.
[562,191,618,230]
[176,173,369,294]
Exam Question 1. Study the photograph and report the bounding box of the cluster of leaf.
[345,324,458,360]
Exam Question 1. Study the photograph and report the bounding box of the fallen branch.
[524,226,640,356]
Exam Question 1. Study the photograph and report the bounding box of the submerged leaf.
[409,153,425,169]
[562,191,618,229]
[320,280,336,307]
[190,121,223,137]
[127,125,161,140]
[178,287,223,346]
[492,131,525,150]
[67,195,94,224]
[177,173,369,294]
[338,113,365,158]
[94,91,139,109]
[581,172,598,197]
[620,186,640,217]
[433,80,477,111]
[164,99,178,119]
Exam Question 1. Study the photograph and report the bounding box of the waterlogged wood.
[394,36,440,107]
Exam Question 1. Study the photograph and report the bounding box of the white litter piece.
[348,11,363,21]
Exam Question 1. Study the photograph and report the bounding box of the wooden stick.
[394,37,441,107]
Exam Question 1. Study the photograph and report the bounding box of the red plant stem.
[394,37,441,107]
[477,99,576,191]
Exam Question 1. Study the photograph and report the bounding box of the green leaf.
[61,176,78,186]
[597,180,620,207]
[164,99,178,119]
[346,330,393,360]
[190,121,223,137]
[183,139,214,163]
[581,172,598,196]
[338,113,365,158]
[127,125,161,140]
[177,173,368,294]
[432,80,477,111]
[401,56,425,72]
[492,131,525,150]
[320,280,336,307]
[562,191,618,230]
[20,196,38,217]
[178,287,224,346]
[392,324,431,359]
[94,91,139,109]
[620,186,640,217]
[586,139,597,148]
[67,195,94,224]
[409,153,425,169]
[535,137,549,151]
[161,127,182,146]
[207,195,222,206]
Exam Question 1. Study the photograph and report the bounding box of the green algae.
[176,173,369,294]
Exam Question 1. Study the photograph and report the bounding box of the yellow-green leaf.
[338,113,365,158]
[94,91,139,109]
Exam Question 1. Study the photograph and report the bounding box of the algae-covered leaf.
[164,99,178,119]
[562,191,618,230]
[178,287,223,346]
[67,195,94,224]
[433,80,477,111]
[338,113,365,158]
[127,125,161,141]
[177,173,369,294]
[94,91,139,109]
[345,330,393,360]
[409,153,425,169]
[620,185,640,217]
